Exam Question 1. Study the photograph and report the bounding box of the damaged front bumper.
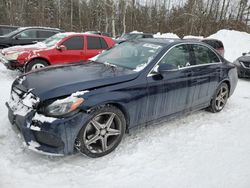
[0,53,23,70]
[6,94,90,156]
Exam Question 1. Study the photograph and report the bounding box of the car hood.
[238,55,250,63]
[16,62,138,101]
[1,42,47,55]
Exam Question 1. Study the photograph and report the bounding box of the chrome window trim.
[147,42,222,77]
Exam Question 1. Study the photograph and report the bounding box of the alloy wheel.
[215,85,229,111]
[31,63,46,70]
[83,112,122,154]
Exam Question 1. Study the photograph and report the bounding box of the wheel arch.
[25,57,51,67]
[108,102,130,132]
[217,79,231,95]
[87,101,130,132]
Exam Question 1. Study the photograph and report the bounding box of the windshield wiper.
[104,62,117,68]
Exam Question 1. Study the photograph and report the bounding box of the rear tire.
[208,82,229,113]
[25,59,48,73]
[75,105,126,158]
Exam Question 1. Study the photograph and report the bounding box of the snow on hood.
[1,42,46,55]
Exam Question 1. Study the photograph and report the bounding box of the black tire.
[76,105,126,158]
[25,59,49,73]
[208,82,229,113]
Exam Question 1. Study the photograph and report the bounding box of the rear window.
[202,40,224,49]
[192,44,220,65]
[87,36,108,49]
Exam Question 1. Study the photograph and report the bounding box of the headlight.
[44,96,84,117]
[5,52,20,61]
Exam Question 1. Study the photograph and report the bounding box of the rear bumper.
[6,102,89,156]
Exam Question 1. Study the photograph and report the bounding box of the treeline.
[0,0,249,37]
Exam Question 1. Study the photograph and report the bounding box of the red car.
[0,33,115,72]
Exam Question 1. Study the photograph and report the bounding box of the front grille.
[8,86,39,116]
[242,61,250,69]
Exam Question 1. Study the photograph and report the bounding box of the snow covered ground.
[0,30,250,188]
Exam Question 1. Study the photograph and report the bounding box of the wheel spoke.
[100,136,108,152]
[107,128,121,136]
[91,119,103,131]
[220,98,226,105]
[216,96,220,101]
[221,91,227,97]
[105,113,115,129]
[86,134,101,146]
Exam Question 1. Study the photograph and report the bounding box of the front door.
[146,44,193,122]
[51,36,85,64]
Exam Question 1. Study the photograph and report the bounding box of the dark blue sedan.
[6,39,238,157]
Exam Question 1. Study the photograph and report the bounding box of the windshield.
[94,41,163,71]
[43,33,69,47]
[2,27,24,37]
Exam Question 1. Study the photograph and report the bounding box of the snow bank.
[208,29,250,62]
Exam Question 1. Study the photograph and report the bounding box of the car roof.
[136,38,185,46]
[17,26,63,31]
[131,33,153,35]
[57,32,111,38]
[133,38,218,48]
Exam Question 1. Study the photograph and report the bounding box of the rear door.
[85,36,109,59]
[188,44,222,107]
[146,44,193,122]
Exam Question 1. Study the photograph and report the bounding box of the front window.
[94,41,163,71]
[16,29,37,39]
[43,33,69,48]
[62,36,84,50]
[159,44,191,69]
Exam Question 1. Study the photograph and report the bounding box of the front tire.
[208,82,229,113]
[75,105,126,158]
[25,59,49,73]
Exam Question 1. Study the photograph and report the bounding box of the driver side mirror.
[242,52,247,56]
[56,45,67,51]
[158,63,177,74]
[13,35,20,40]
